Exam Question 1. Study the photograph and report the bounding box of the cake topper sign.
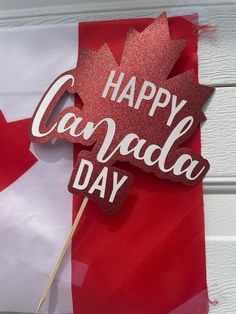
[30,14,214,213]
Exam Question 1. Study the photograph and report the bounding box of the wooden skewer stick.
[36,196,89,314]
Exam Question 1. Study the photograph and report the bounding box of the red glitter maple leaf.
[29,13,215,211]
[0,111,37,191]
[65,13,214,185]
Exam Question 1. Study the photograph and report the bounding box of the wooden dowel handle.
[36,197,89,313]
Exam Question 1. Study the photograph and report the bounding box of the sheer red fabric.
[72,16,208,314]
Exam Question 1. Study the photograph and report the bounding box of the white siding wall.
[0,1,235,313]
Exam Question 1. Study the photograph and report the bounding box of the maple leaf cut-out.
[0,111,37,191]
[62,13,214,184]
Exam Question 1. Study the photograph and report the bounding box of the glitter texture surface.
[30,13,215,211]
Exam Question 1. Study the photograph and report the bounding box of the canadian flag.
[0,17,209,314]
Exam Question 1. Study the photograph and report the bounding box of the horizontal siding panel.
[202,87,236,178]
[207,240,236,314]
[204,194,236,237]
[0,2,235,86]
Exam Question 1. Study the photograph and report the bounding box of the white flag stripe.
[0,23,78,313]
[0,23,78,122]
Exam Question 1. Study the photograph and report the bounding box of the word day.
[68,152,132,211]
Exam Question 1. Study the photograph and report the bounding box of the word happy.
[102,70,187,127]
[30,70,209,211]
